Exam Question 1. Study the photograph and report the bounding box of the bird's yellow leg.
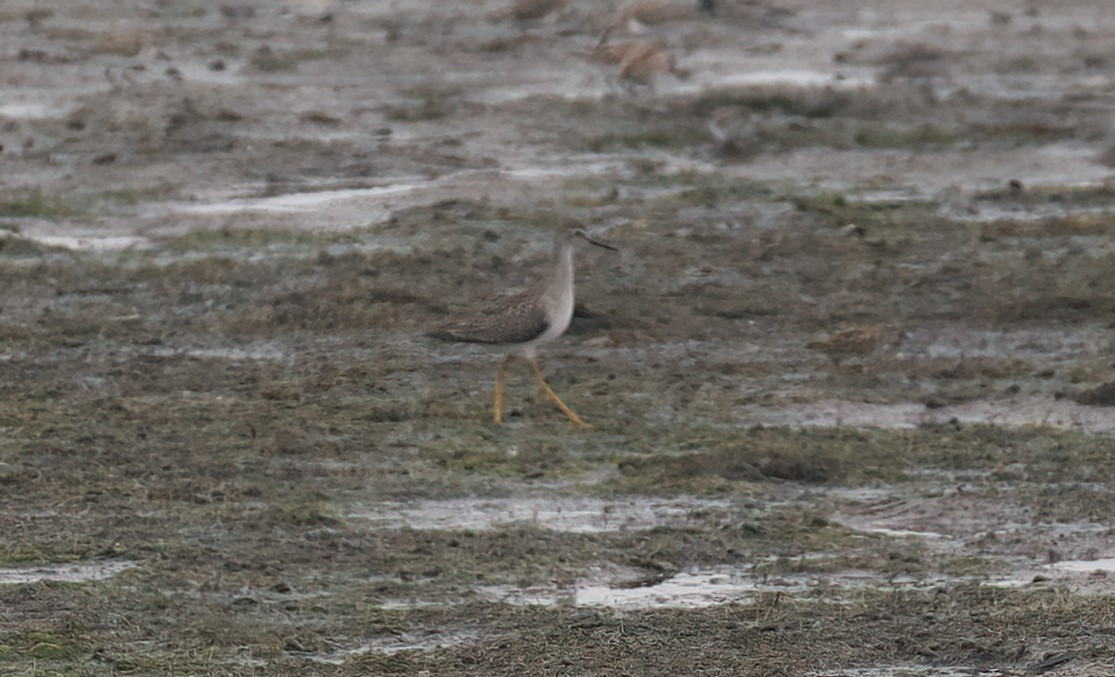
[493,354,513,426]
[528,358,592,429]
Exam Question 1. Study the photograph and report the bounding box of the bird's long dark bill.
[575,232,619,251]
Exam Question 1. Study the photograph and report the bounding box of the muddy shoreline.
[2,1,1114,675]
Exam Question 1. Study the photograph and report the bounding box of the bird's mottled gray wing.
[427,299,549,345]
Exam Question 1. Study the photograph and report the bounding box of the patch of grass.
[615,448,763,492]
[28,636,86,661]
[263,494,342,528]
[0,190,74,219]
[147,3,207,19]
[939,555,995,577]
[300,111,342,126]
[974,182,1115,209]
[0,546,54,564]
[585,125,710,152]
[599,424,1115,494]
[421,440,550,478]
[981,214,1115,238]
[323,589,1115,673]
[382,100,451,122]
[994,55,1040,74]
[489,207,577,232]
[382,85,460,122]
[163,227,324,253]
[789,191,848,215]
[993,291,1115,323]
[248,45,330,72]
[625,157,668,178]
[34,312,142,343]
[0,625,89,667]
[649,174,769,210]
[754,119,855,151]
[854,123,960,149]
[608,427,898,492]
[0,233,57,257]
[97,186,176,206]
[214,41,241,58]
[692,85,858,119]
[968,122,1075,145]
[1055,361,1108,386]
[787,191,936,229]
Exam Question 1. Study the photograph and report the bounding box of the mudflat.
[1,1,1113,674]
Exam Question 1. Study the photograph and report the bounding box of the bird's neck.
[541,241,575,309]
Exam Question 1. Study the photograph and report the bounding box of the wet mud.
[1,0,1114,675]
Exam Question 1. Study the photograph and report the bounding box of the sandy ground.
[1,0,1114,675]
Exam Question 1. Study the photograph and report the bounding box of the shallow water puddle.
[472,566,1057,611]
[741,397,1115,435]
[476,570,764,609]
[810,668,1005,677]
[303,631,479,665]
[574,569,770,609]
[1050,557,1115,574]
[697,68,874,91]
[0,560,136,585]
[349,496,731,533]
[148,344,287,361]
[167,183,426,215]
[473,567,775,610]
[22,235,154,251]
[471,560,1109,611]
[852,526,946,539]
[897,327,1099,361]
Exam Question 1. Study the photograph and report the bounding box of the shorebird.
[707,106,762,159]
[578,27,684,93]
[806,326,894,365]
[617,42,683,91]
[429,226,617,428]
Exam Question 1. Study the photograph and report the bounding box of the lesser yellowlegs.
[429,226,617,428]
